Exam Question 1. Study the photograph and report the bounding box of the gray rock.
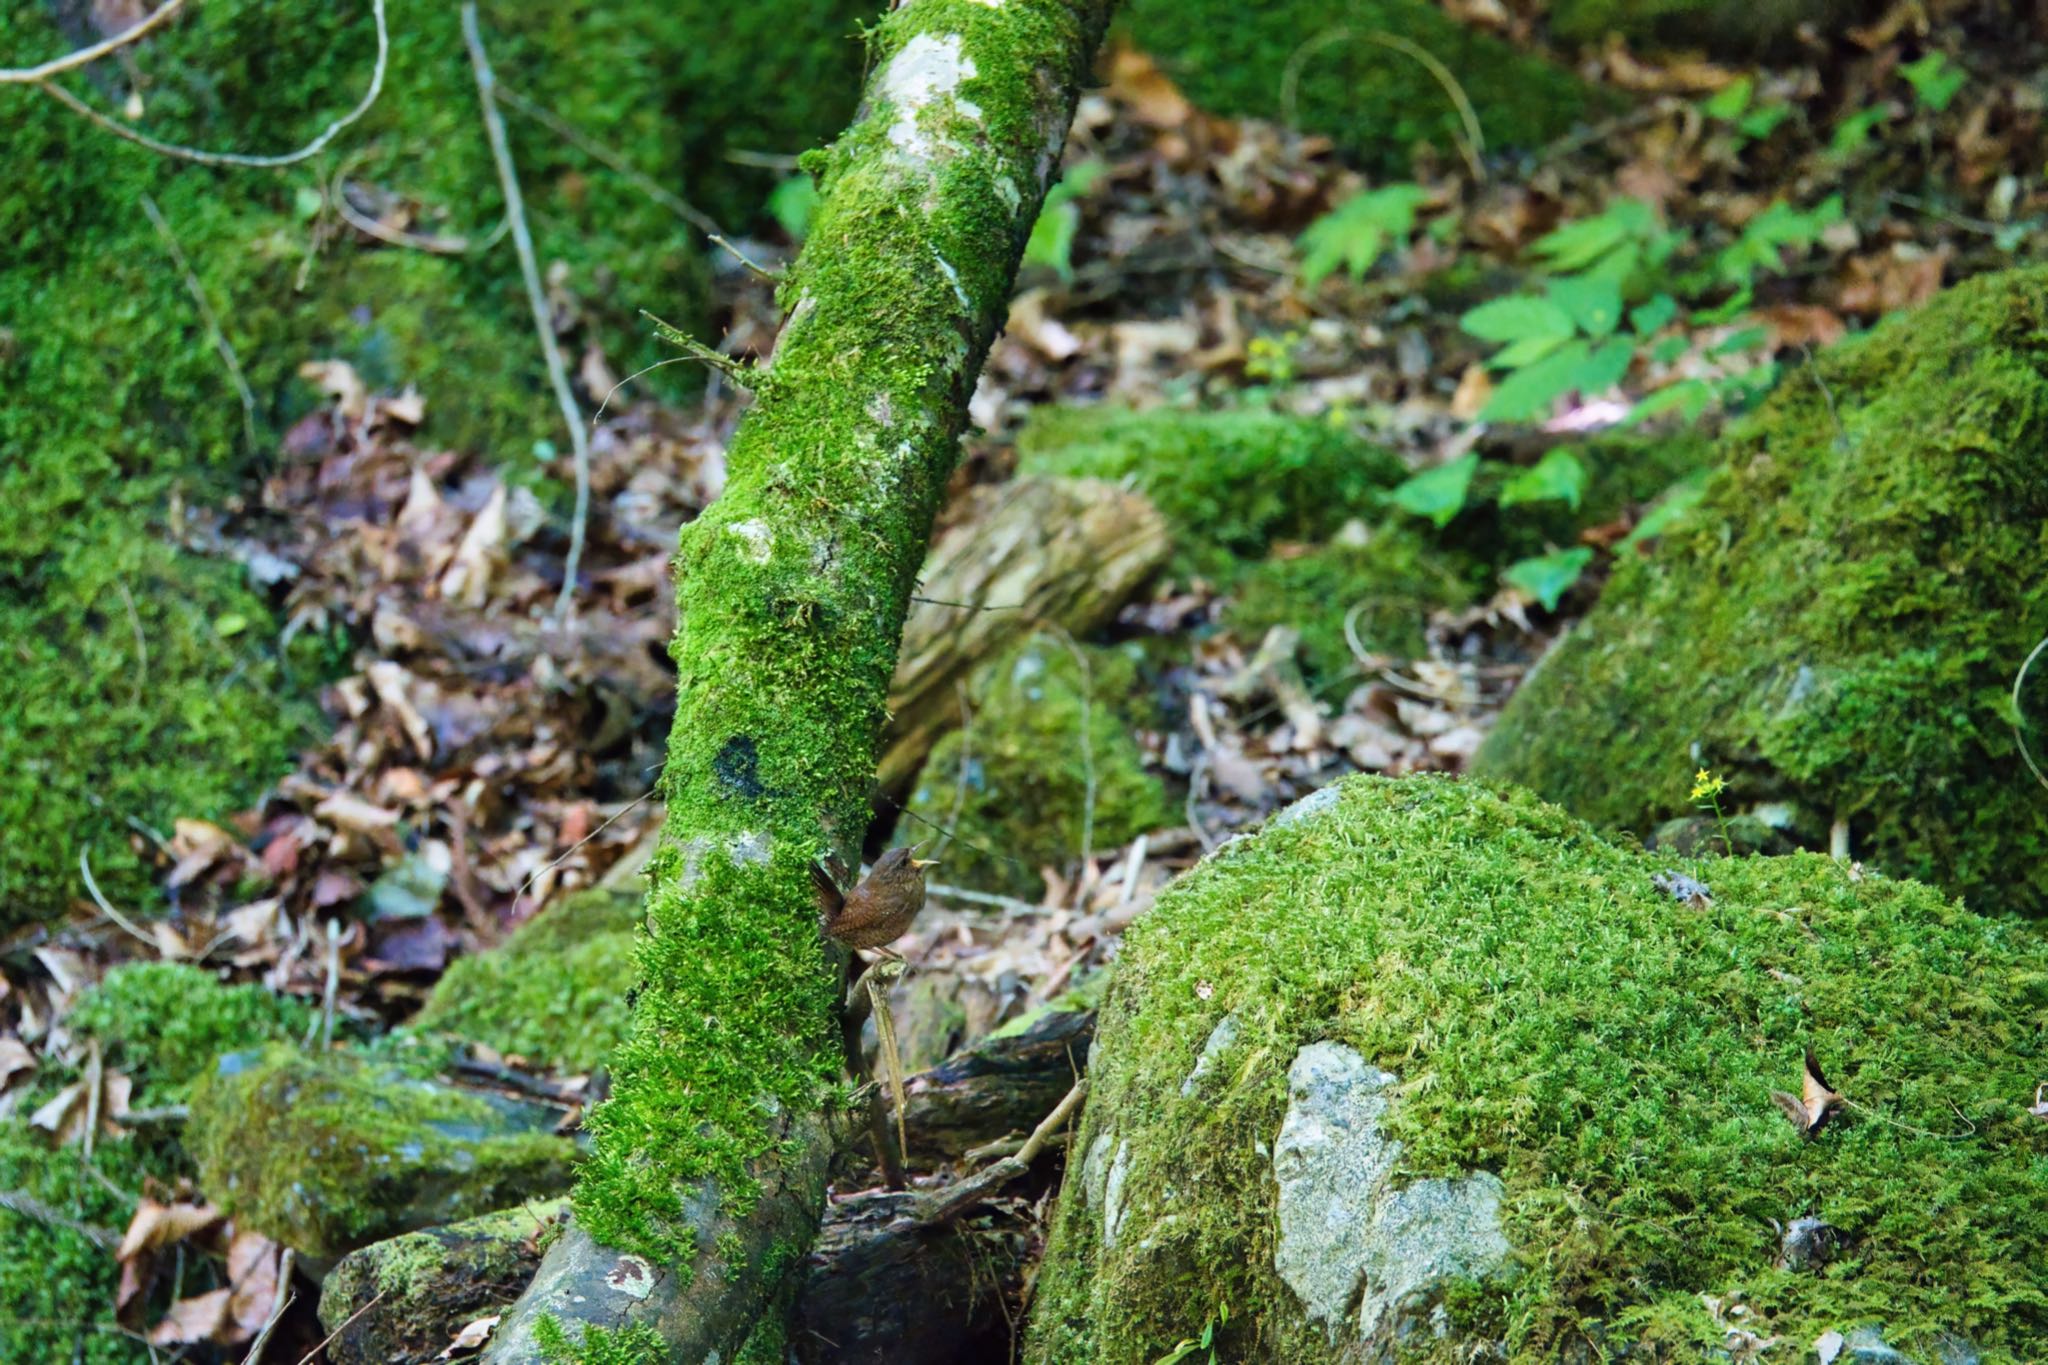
[1776,1216,1839,1272]
[1271,1041,1513,1345]
[1842,1326,1912,1363]
[1270,784,1343,830]
[1180,1015,1240,1097]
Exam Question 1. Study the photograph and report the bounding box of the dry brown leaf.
[1837,246,1949,315]
[149,1287,232,1345]
[0,1037,35,1093]
[1007,288,1083,362]
[1106,44,1192,128]
[314,791,402,835]
[439,1314,503,1357]
[368,661,436,759]
[29,1069,132,1146]
[1756,304,1847,350]
[117,1198,224,1262]
[439,482,511,608]
[298,359,368,422]
[225,1227,286,1341]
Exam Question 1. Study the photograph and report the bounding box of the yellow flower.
[1690,768,1726,802]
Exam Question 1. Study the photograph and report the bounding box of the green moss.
[1030,776,2048,1363]
[536,1317,669,1364]
[1547,0,1858,55]
[906,639,1171,899]
[1014,405,1408,578]
[1474,268,2048,916]
[567,0,1114,1283]
[188,1044,574,1258]
[414,889,642,1073]
[0,522,315,929]
[1121,0,1611,174]
[69,962,312,1103]
[0,1122,168,1363]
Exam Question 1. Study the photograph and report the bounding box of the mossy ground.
[0,0,876,927]
[1474,267,2048,916]
[188,1043,573,1258]
[905,639,1171,899]
[413,889,641,1074]
[1029,775,2048,1363]
[69,961,313,1104]
[1545,0,1854,55]
[1013,404,1408,579]
[1120,0,1611,174]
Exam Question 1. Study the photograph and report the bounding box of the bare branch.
[0,0,189,84]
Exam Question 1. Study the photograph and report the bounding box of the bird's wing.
[1771,1089,1815,1135]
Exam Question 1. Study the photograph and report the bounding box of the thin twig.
[141,195,257,449]
[0,0,189,83]
[115,582,148,710]
[0,1189,120,1248]
[640,309,756,387]
[495,84,721,236]
[79,847,159,949]
[707,233,782,282]
[239,1248,295,1365]
[913,1078,1087,1223]
[2014,633,2048,793]
[35,0,388,169]
[910,594,1027,610]
[82,1041,103,1164]
[867,972,909,1165]
[513,786,658,903]
[1281,27,1484,180]
[1039,629,1097,876]
[934,682,974,859]
[1800,344,1849,451]
[319,919,341,1051]
[330,170,507,256]
[924,882,1045,915]
[293,1291,383,1365]
[463,4,590,624]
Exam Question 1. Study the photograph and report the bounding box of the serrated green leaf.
[1567,338,1636,395]
[1708,325,1769,357]
[1649,334,1691,364]
[1738,103,1792,140]
[1388,452,1480,528]
[1829,105,1890,157]
[1702,76,1753,122]
[1503,547,1594,611]
[1488,333,1572,370]
[1298,184,1429,287]
[768,175,818,241]
[1623,378,1713,426]
[1530,216,1629,273]
[1461,295,1576,343]
[1499,448,1588,511]
[1900,51,1966,112]
[1629,294,1678,336]
[1546,275,1625,339]
[1618,470,1710,550]
[1480,340,1591,421]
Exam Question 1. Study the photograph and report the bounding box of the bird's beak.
[911,857,939,870]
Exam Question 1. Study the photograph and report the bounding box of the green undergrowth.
[1013,404,1408,579]
[70,962,312,1104]
[1120,0,1611,174]
[1475,266,2048,916]
[0,523,315,929]
[188,1043,574,1258]
[536,1318,668,1364]
[414,889,641,1074]
[0,1121,175,1364]
[905,639,1171,899]
[1547,0,1855,55]
[1030,776,2048,1363]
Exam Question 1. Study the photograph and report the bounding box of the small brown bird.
[811,847,938,955]
[1771,1048,1844,1139]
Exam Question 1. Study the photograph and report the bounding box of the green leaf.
[1481,340,1591,421]
[1298,184,1430,287]
[1829,105,1891,157]
[1460,294,1576,343]
[1499,448,1588,510]
[1623,378,1713,426]
[1026,202,1084,281]
[1701,76,1753,122]
[1488,333,1572,370]
[1388,451,1480,528]
[1738,103,1792,140]
[1648,334,1690,364]
[768,175,818,241]
[214,612,249,638]
[1629,294,1677,335]
[1546,275,1624,339]
[1900,51,1966,112]
[1567,337,1636,395]
[1531,217,1627,273]
[1618,470,1709,550]
[1503,547,1594,611]
[1708,325,1769,357]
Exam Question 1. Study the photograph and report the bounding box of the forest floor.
[7,2,2046,1355]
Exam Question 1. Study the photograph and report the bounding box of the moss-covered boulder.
[1013,405,1407,579]
[1123,0,1609,173]
[414,889,641,1074]
[1029,776,2048,1363]
[1474,268,2048,916]
[189,1044,574,1259]
[69,961,313,1103]
[321,1199,567,1365]
[905,639,1170,899]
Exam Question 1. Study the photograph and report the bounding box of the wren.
[812,846,937,953]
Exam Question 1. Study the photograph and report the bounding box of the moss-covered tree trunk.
[484,2,1114,1359]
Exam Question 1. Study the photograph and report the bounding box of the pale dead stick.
[141,193,257,450]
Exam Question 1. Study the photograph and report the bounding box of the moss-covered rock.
[0,1121,173,1364]
[69,961,313,1104]
[905,638,1170,899]
[1013,405,1408,579]
[414,889,641,1074]
[1029,775,2048,1363]
[1474,268,2048,916]
[1547,0,1861,56]
[321,1199,567,1365]
[189,1044,574,1259]
[1122,0,1610,174]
